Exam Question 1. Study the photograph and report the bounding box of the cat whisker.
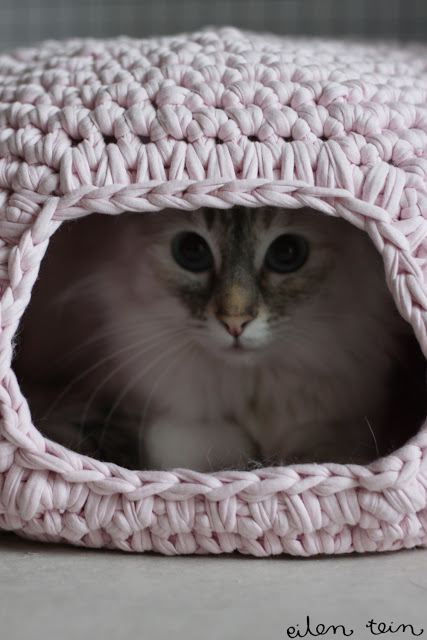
[42,326,186,419]
[138,342,197,468]
[76,328,189,443]
[364,416,380,458]
[39,323,152,372]
[140,342,196,432]
[101,334,191,428]
[98,338,195,458]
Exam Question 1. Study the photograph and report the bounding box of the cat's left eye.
[264,233,309,273]
[171,232,214,272]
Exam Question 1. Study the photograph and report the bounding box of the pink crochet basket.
[0,27,427,556]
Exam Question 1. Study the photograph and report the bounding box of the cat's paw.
[141,417,259,472]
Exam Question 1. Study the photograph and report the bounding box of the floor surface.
[1,532,426,639]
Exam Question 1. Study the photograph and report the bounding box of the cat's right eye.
[171,232,214,272]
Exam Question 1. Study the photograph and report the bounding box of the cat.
[12,206,427,472]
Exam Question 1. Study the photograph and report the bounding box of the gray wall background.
[0,0,426,51]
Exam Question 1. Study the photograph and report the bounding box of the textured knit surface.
[0,27,427,556]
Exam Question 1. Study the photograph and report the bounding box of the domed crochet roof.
[0,27,427,555]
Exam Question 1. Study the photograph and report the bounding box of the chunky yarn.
[0,27,427,556]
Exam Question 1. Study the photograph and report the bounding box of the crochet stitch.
[0,27,427,556]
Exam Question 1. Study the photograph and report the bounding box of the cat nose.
[216,313,254,337]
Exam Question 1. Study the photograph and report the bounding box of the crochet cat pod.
[1,27,427,556]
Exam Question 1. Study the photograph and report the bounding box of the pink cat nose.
[216,314,254,337]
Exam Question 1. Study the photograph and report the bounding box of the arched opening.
[11,206,427,472]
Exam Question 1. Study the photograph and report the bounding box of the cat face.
[127,206,345,363]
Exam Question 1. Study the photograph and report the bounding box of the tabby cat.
[13,207,427,471]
